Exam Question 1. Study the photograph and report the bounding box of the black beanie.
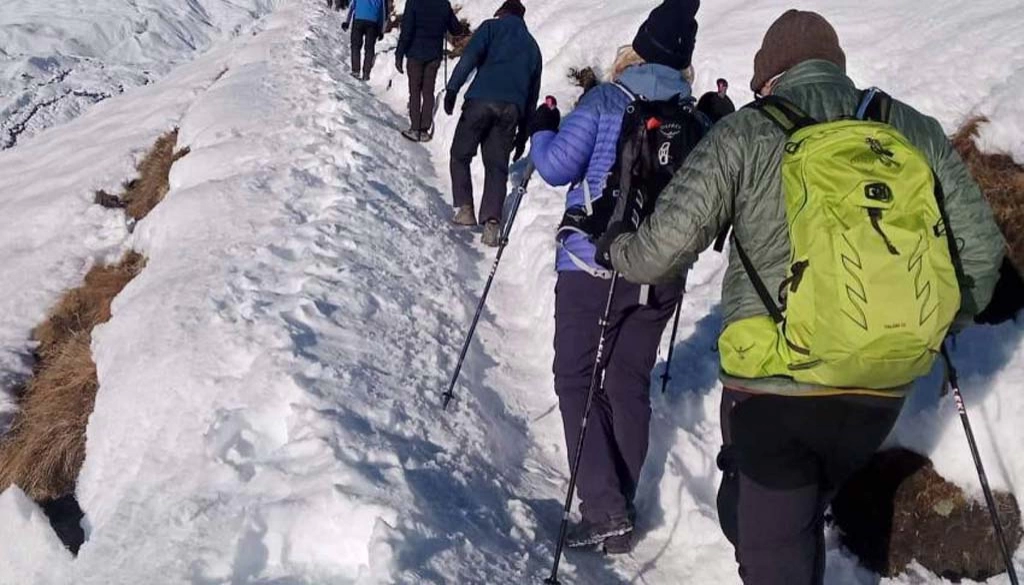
[495,0,526,18]
[632,0,700,70]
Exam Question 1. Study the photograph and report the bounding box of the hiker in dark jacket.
[395,0,463,141]
[442,0,542,247]
[605,10,1005,583]
[343,0,389,80]
[527,0,699,554]
[697,77,735,123]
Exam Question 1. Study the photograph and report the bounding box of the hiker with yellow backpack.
[597,9,1005,585]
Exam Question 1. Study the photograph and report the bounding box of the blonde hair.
[611,45,696,84]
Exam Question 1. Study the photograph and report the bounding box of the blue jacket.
[347,0,388,28]
[530,64,694,272]
[396,0,461,63]
[446,15,542,122]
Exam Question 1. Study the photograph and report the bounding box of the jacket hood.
[617,63,692,101]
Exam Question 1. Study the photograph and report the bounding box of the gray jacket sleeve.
[923,116,1005,318]
[610,121,739,284]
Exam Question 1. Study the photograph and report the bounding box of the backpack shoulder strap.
[751,95,817,136]
[856,87,893,123]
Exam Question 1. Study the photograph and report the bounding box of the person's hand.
[378,31,384,41]
[512,132,527,162]
[594,221,624,270]
[443,91,457,116]
[342,21,350,31]
[527,96,560,135]
[395,58,404,74]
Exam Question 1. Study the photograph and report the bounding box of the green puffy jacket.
[610,60,1005,396]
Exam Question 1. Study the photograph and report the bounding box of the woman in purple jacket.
[528,0,699,553]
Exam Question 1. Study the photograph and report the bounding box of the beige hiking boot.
[481,220,501,247]
[452,204,476,227]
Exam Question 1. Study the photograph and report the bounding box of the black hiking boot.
[481,220,500,247]
[350,70,361,79]
[452,204,476,227]
[566,514,633,548]
[602,530,636,555]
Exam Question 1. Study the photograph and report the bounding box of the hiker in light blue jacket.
[343,0,390,80]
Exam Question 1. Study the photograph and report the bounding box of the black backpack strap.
[752,95,817,136]
[713,221,732,253]
[731,235,785,324]
[856,87,893,123]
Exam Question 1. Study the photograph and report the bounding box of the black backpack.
[557,85,708,275]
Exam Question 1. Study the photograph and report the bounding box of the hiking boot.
[362,71,371,81]
[602,530,636,555]
[481,220,500,247]
[401,128,421,142]
[566,515,633,548]
[350,70,361,79]
[451,204,476,226]
[417,129,433,143]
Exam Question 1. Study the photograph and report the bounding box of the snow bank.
[0,488,73,583]
[0,0,280,148]
[0,0,1022,583]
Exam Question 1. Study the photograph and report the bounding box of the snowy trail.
[1,0,1022,583]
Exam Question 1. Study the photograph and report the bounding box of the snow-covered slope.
[0,0,1022,583]
[0,0,279,149]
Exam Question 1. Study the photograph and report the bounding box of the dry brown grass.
[0,251,145,501]
[93,129,189,220]
[952,116,1024,270]
[568,66,600,96]
[447,6,473,58]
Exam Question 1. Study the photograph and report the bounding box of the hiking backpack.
[721,89,962,389]
[557,85,707,276]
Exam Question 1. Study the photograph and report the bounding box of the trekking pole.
[659,296,684,394]
[545,274,620,585]
[441,162,536,410]
[942,344,1020,585]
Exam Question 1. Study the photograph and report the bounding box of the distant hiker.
[530,0,703,554]
[697,77,735,123]
[442,0,542,247]
[395,0,464,141]
[343,0,389,80]
[602,9,1005,583]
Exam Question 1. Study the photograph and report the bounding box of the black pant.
[407,59,441,132]
[554,272,683,522]
[350,20,380,78]
[449,100,519,223]
[716,389,904,585]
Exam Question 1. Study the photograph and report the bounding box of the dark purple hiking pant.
[553,271,683,523]
[716,388,904,585]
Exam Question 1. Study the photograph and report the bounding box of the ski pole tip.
[441,392,453,410]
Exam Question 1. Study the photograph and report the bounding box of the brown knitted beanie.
[750,10,846,93]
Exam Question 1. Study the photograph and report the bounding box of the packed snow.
[0,0,279,149]
[0,0,1022,583]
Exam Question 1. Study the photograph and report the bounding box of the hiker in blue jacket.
[443,0,542,247]
[527,0,700,554]
[343,0,390,80]
[395,0,464,141]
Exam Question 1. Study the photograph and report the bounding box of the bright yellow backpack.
[720,89,961,389]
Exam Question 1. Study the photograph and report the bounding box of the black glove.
[342,21,350,31]
[443,91,457,116]
[527,102,560,135]
[975,258,1024,325]
[378,31,385,41]
[395,57,404,74]
[512,130,528,162]
[594,221,624,270]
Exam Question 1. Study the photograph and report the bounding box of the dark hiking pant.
[407,59,441,132]
[350,20,380,78]
[716,388,904,585]
[553,272,683,523]
[450,99,519,223]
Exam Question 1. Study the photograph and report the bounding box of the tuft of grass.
[567,66,600,96]
[0,251,146,501]
[92,129,189,221]
[447,6,473,58]
[952,116,1024,271]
